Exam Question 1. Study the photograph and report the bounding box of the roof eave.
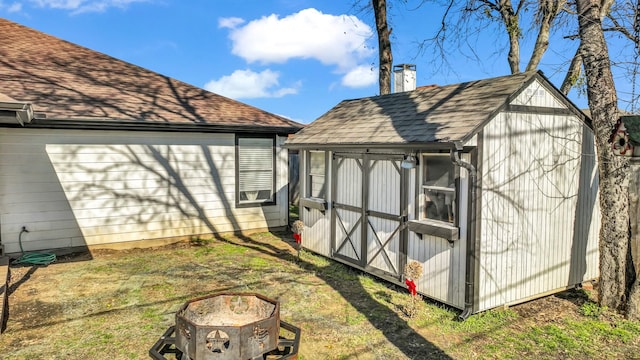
[0,101,34,126]
[18,118,302,135]
[459,71,592,143]
[283,141,466,151]
[458,71,540,144]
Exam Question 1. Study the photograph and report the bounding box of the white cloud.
[341,65,376,88]
[218,16,244,29]
[0,1,22,12]
[204,69,299,99]
[223,8,374,71]
[8,3,21,11]
[27,0,149,14]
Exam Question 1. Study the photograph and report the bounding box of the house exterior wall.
[0,128,289,253]
[477,109,600,312]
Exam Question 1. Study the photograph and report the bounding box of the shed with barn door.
[285,70,600,316]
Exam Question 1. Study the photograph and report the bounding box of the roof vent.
[393,64,416,93]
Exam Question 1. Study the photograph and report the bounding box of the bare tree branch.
[559,0,614,94]
[526,0,565,72]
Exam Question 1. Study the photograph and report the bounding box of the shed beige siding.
[0,128,289,253]
[299,150,332,257]
[406,154,470,309]
[301,206,332,256]
[512,79,565,108]
[478,111,599,312]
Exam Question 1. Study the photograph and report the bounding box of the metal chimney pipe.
[393,64,416,93]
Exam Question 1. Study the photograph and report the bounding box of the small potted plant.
[403,261,423,318]
[291,220,304,259]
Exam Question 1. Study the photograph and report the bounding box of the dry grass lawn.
[1,231,639,359]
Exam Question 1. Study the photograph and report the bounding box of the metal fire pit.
[149,293,300,360]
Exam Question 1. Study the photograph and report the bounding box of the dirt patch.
[0,232,638,360]
[514,290,589,322]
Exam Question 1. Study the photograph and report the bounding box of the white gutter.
[0,101,34,126]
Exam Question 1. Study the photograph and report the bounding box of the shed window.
[236,136,275,206]
[421,154,457,224]
[308,151,326,198]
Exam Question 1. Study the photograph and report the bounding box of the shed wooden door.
[366,156,405,279]
[332,153,407,280]
[332,154,364,266]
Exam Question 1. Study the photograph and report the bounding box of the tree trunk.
[627,166,640,320]
[372,0,393,95]
[496,0,521,74]
[576,0,634,314]
[525,0,563,72]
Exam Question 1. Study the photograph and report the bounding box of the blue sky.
[0,0,635,123]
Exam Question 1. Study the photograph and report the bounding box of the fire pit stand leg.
[149,326,183,360]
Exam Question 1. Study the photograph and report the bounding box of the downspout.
[450,142,477,321]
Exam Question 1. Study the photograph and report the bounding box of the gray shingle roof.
[0,19,302,132]
[286,71,546,147]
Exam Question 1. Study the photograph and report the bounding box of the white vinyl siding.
[236,136,275,206]
[0,128,289,253]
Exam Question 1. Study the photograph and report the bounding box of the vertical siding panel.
[302,205,331,257]
[512,80,565,108]
[479,103,599,312]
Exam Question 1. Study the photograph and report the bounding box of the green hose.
[13,227,56,266]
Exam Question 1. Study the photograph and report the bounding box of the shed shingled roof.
[0,19,302,132]
[286,71,565,147]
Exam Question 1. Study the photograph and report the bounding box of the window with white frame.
[236,136,275,206]
[422,154,457,224]
[308,151,326,198]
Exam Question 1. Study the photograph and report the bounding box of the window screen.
[237,136,275,205]
[308,151,326,198]
[422,155,456,223]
